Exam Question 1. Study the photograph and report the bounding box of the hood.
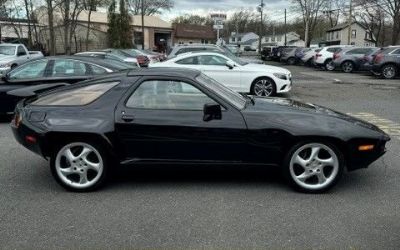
[241,63,290,74]
[0,55,17,63]
[245,97,386,134]
[240,57,264,64]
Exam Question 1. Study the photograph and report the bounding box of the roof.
[326,22,367,32]
[127,67,201,78]
[174,24,216,39]
[241,38,259,45]
[76,10,172,29]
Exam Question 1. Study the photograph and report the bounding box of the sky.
[160,0,297,23]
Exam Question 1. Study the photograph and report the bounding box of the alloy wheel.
[325,60,335,71]
[382,65,396,79]
[342,62,354,73]
[253,79,274,97]
[289,143,339,191]
[55,142,104,189]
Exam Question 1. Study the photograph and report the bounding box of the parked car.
[280,47,301,65]
[0,43,44,76]
[224,44,241,56]
[260,46,273,61]
[314,45,353,71]
[271,46,296,61]
[0,56,135,115]
[301,48,321,66]
[151,51,292,97]
[371,46,400,79]
[360,47,384,72]
[332,47,378,73]
[167,44,263,64]
[124,49,162,64]
[75,50,141,67]
[11,67,390,192]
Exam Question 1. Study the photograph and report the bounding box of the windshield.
[220,47,248,66]
[196,73,246,110]
[0,45,16,56]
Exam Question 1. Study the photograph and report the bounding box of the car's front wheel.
[381,64,397,79]
[50,141,108,192]
[283,142,344,193]
[251,78,276,97]
[287,57,296,65]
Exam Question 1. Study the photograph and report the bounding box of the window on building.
[335,31,339,39]
[232,37,236,42]
[277,36,282,42]
[351,30,357,38]
[238,37,242,42]
[134,32,143,46]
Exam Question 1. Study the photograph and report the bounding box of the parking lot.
[1,62,400,249]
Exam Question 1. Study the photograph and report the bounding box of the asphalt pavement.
[1,62,399,249]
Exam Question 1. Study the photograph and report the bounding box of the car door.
[114,76,248,163]
[15,45,29,65]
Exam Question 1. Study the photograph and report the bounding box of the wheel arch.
[41,132,117,159]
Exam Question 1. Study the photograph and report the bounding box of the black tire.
[11,64,17,69]
[287,57,296,65]
[50,139,109,192]
[324,59,335,71]
[282,141,345,193]
[250,77,277,97]
[381,64,398,79]
[341,61,354,73]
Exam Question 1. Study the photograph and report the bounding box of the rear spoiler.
[7,83,70,97]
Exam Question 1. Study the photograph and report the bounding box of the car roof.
[174,51,228,58]
[127,67,201,78]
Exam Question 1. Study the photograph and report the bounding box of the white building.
[324,22,376,47]
[261,32,305,47]
[229,32,259,45]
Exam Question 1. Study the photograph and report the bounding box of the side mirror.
[203,103,222,122]
[226,61,235,69]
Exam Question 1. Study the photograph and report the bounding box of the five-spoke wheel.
[284,142,344,193]
[51,142,108,191]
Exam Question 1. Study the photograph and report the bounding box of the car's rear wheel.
[50,141,108,192]
[325,59,335,71]
[381,64,397,79]
[283,142,344,193]
[341,61,354,73]
[251,78,276,97]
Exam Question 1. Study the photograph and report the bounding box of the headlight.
[0,62,11,68]
[273,73,288,80]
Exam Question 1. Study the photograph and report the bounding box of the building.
[324,22,376,47]
[35,9,173,54]
[261,32,305,47]
[172,23,215,45]
[0,17,43,44]
[229,32,259,45]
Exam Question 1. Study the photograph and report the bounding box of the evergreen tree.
[107,0,133,48]
[107,0,119,48]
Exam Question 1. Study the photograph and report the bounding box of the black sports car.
[11,68,390,193]
[0,56,136,115]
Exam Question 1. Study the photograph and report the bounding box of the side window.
[391,49,400,55]
[90,64,108,75]
[327,48,336,53]
[126,80,217,110]
[51,59,88,76]
[198,55,228,66]
[17,46,27,56]
[176,56,198,65]
[9,60,48,79]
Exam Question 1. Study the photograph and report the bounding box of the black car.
[11,68,389,193]
[271,46,297,61]
[0,56,135,115]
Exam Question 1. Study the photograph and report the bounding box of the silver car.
[332,47,377,73]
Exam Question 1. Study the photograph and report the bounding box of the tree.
[371,0,400,44]
[172,14,213,26]
[128,0,173,15]
[292,0,327,47]
[46,0,56,55]
[107,0,132,48]
[83,0,109,50]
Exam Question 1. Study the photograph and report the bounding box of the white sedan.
[150,52,292,97]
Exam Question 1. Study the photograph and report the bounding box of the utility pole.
[257,0,264,53]
[347,0,352,45]
[284,8,287,46]
[141,0,145,49]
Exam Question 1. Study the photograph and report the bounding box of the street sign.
[213,24,223,30]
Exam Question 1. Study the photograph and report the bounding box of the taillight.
[136,55,148,64]
[374,53,384,63]
[333,53,340,60]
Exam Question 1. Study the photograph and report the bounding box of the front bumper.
[275,77,292,93]
[346,138,390,171]
[0,66,11,76]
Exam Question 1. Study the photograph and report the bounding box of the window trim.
[123,77,228,111]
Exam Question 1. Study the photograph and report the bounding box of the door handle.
[121,115,135,122]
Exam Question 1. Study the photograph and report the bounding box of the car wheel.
[325,59,335,71]
[11,64,17,69]
[341,61,354,73]
[287,57,296,65]
[381,64,397,79]
[50,141,109,192]
[251,78,276,97]
[283,142,344,193]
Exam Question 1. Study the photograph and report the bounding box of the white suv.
[314,45,353,71]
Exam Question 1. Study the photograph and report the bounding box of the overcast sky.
[160,0,296,23]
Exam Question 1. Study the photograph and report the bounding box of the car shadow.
[0,115,12,123]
